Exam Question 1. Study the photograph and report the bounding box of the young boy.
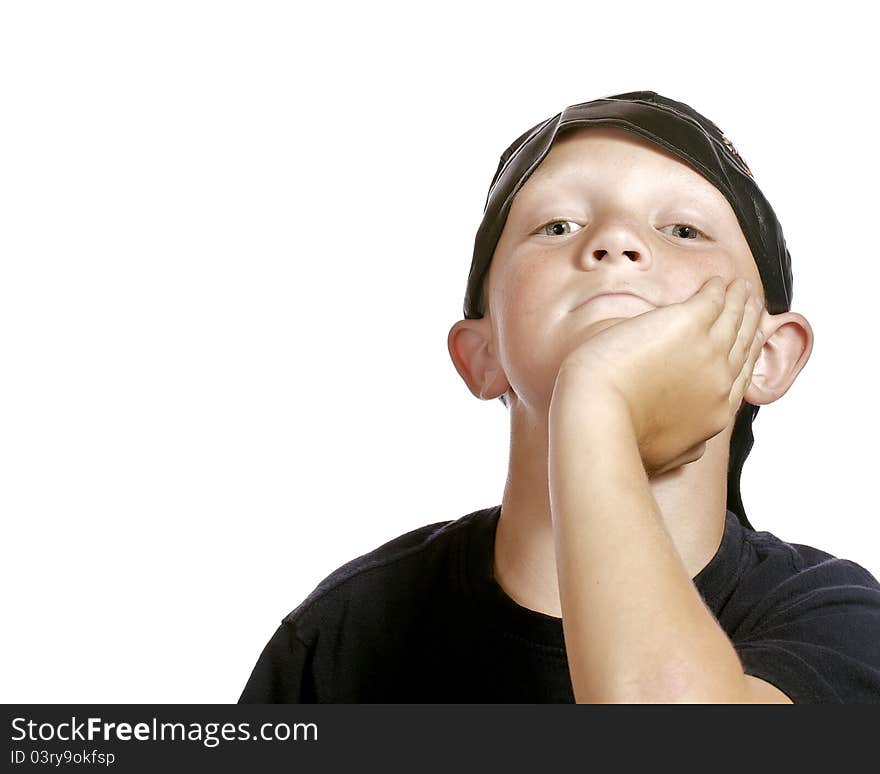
[239,91,880,703]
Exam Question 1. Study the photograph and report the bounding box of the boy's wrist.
[550,365,690,479]
[550,365,632,428]
[548,367,640,468]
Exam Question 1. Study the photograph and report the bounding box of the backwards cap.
[462,90,794,531]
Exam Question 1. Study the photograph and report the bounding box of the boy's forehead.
[531,125,709,184]
[515,126,731,212]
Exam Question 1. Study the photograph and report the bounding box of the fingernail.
[744,279,753,292]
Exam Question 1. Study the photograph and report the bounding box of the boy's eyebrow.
[513,182,727,218]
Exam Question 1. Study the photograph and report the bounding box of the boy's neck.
[492,401,732,620]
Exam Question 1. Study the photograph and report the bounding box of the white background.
[1,1,877,702]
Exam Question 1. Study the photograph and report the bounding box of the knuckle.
[712,405,730,433]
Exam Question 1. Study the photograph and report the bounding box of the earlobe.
[479,367,501,399]
[743,311,814,406]
[447,319,508,400]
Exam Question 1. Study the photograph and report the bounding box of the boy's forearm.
[547,372,749,703]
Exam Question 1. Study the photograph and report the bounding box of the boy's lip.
[571,289,654,311]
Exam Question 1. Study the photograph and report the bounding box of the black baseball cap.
[462,90,794,531]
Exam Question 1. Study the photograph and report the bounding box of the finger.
[728,323,764,418]
[711,277,751,348]
[685,275,727,325]
[727,291,764,375]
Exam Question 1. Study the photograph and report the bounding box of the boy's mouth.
[571,291,653,312]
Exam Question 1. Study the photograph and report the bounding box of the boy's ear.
[743,310,814,406]
[447,318,509,400]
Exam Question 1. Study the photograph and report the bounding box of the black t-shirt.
[238,506,880,703]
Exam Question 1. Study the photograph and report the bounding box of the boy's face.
[481,125,766,408]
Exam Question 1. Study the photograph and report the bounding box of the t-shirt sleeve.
[733,559,880,703]
[238,621,319,703]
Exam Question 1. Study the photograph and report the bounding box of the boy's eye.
[537,220,707,240]
[538,219,583,236]
[661,223,706,240]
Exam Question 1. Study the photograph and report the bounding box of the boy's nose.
[575,218,653,270]
[591,249,642,263]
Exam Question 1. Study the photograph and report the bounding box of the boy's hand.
[552,276,765,478]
